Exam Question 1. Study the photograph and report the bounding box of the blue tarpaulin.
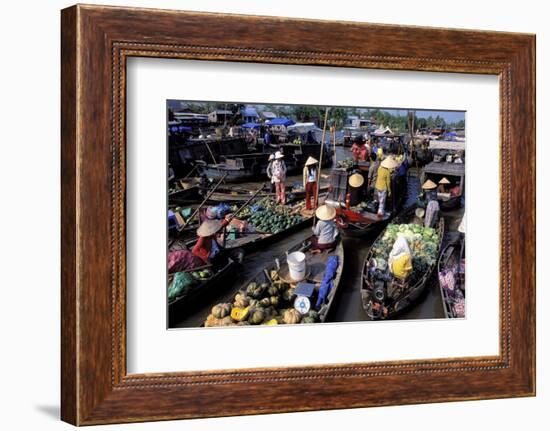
[265,118,295,127]
[241,122,261,129]
[169,125,192,133]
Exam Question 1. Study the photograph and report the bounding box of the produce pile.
[370,223,440,284]
[204,270,320,327]
[241,198,306,234]
[168,268,213,302]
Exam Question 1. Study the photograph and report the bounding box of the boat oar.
[313,107,330,227]
[179,173,228,231]
[222,184,265,247]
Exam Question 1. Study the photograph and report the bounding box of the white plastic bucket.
[287,251,306,281]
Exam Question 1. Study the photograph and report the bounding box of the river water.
[172,146,464,328]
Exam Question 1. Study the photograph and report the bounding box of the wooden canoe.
[168,256,238,327]
[360,205,445,320]
[235,236,344,323]
[437,235,465,319]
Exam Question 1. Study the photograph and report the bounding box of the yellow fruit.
[264,319,278,325]
[231,306,250,322]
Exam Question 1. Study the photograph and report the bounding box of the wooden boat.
[204,183,329,204]
[327,168,406,238]
[168,252,239,327]
[237,235,344,323]
[437,234,465,319]
[360,206,445,320]
[222,212,312,252]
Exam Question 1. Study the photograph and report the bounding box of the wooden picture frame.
[61,4,536,425]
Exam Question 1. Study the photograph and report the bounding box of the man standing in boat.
[271,151,287,205]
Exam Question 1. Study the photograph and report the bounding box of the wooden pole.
[223,184,265,247]
[204,141,218,165]
[313,108,330,226]
[179,173,227,231]
[332,125,337,166]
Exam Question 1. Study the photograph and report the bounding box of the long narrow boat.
[206,236,344,326]
[168,255,239,327]
[437,235,466,318]
[204,184,329,204]
[327,169,407,238]
[360,206,445,320]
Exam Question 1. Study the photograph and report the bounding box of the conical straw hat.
[305,156,319,166]
[348,173,364,187]
[422,179,437,190]
[415,208,425,218]
[274,151,284,159]
[439,177,451,184]
[315,204,336,221]
[381,156,398,169]
[197,219,223,237]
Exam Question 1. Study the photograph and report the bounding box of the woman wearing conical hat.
[271,151,287,205]
[311,204,339,252]
[422,178,438,202]
[191,219,229,265]
[375,156,398,217]
[303,156,319,210]
[438,176,451,193]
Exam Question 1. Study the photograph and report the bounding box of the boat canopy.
[241,122,261,129]
[423,161,465,177]
[286,122,321,134]
[265,118,296,127]
[241,107,259,118]
[428,140,465,151]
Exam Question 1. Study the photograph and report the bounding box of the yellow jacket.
[375,166,391,192]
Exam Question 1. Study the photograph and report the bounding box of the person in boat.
[311,204,339,252]
[419,179,440,228]
[375,156,398,217]
[303,156,319,210]
[420,179,438,204]
[266,153,276,193]
[367,148,383,199]
[438,177,451,193]
[191,219,229,266]
[351,135,368,163]
[348,173,365,206]
[271,151,287,205]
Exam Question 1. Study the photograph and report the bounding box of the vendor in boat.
[351,135,368,163]
[303,156,319,210]
[266,153,275,193]
[192,219,229,266]
[311,204,339,252]
[421,179,438,203]
[438,177,451,193]
[348,173,365,206]
[375,156,398,218]
[271,151,287,205]
[368,148,384,188]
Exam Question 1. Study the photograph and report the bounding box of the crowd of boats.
[167,113,466,327]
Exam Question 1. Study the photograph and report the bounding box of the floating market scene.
[167,100,466,328]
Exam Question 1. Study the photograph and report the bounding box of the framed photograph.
[61,4,536,425]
